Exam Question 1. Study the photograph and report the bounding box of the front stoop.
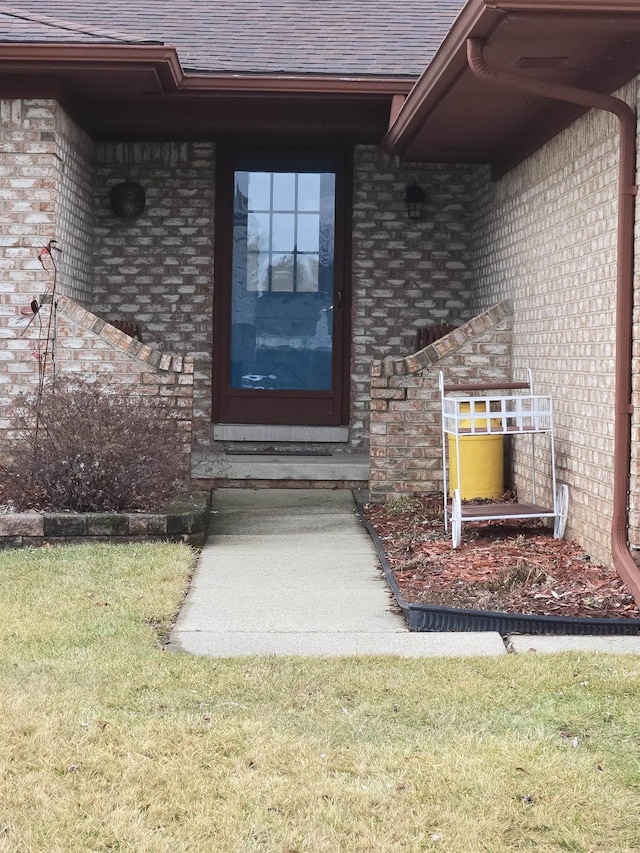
[192,449,370,488]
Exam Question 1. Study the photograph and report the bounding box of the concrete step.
[192,450,369,482]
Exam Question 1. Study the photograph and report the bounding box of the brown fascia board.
[180,74,416,96]
[382,0,502,156]
[0,43,184,90]
[0,43,415,98]
[487,0,640,11]
[383,0,640,158]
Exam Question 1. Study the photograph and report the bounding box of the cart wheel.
[553,484,569,539]
[452,489,462,549]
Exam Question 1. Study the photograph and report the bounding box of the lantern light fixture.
[110,179,146,218]
[405,181,425,220]
[110,143,146,218]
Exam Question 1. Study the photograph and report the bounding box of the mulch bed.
[364,495,640,620]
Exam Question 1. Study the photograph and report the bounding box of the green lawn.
[1,543,639,852]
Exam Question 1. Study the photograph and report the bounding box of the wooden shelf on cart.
[446,501,554,519]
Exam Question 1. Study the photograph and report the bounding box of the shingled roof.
[0,1,466,76]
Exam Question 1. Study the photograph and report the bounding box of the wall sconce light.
[110,179,146,218]
[110,144,146,218]
[405,181,425,220]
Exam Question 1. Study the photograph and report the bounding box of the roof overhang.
[0,43,415,143]
[383,0,640,175]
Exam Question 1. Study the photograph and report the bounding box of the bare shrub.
[485,560,550,592]
[2,377,190,512]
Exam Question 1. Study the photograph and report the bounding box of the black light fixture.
[110,144,146,218]
[110,179,146,218]
[404,180,425,220]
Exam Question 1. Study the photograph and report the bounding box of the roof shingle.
[0,1,466,76]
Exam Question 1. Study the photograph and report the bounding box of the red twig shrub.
[2,377,190,512]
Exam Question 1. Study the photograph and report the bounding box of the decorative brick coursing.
[470,78,640,567]
[350,147,482,448]
[369,302,512,500]
[91,142,215,447]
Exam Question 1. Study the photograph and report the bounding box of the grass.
[1,544,640,852]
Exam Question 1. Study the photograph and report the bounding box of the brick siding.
[471,78,640,566]
[369,302,512,500]
[0,99,58,435]
[0,100,195,465]
[91,142,215,447]
[84,142,483,454]
[7,90,640,574]
[55,108,94,305]
[351,147,480,448]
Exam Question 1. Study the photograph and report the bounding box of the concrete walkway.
[169,489,506,657]
[169,489,640,658]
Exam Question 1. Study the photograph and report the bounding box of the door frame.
[212,146,352,426]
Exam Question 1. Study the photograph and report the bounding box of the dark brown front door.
[213,150,351,426]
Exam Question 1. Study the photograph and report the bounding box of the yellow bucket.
[448,402,504,499]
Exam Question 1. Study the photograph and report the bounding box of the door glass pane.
[272,214,295,252]
[247,212,270,252]
[297,213,320,252]
[246,252,269,293]
[298,173,320,211]
[272,173,296,210]
[296,254,320,293]
[271,254,294,292]
[230,163,336,391]
[247,172,271,211]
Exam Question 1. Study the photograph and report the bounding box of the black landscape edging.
[355,502,640,636]
[0,491,212,548]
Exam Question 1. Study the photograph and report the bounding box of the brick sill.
[0,491,212,549]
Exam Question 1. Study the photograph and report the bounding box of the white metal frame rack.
[440,370,569,548]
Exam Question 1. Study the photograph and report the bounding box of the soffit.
[0,0,467,141]
[0,44,414,142]
[384,2,640,175]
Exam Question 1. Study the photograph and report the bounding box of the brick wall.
[91,142,215,447]
[54,108,94,305]
[86,144,481,453]
[0,102,196,471]
[471,79,639,565]
[0,99,58,436]
[0,99,100,440]
[369,302,512,500]
[350,147,481,448]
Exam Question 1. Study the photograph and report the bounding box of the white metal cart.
[440,370,569,548]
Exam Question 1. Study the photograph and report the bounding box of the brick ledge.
[57,295,194,375]
[370,301,511,379]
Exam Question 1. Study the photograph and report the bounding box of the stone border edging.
[0,492,211,548]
